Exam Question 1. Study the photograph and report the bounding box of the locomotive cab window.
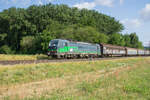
[65,42,68,46]
[50,40,59,47]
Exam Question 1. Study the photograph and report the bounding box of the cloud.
[1,0,53,7]
[38,0,43,5]
[73,2,96,10]
[37,0,53,5]
[73,0,114,9]
[140,3,150,21]
[121,19,142,29]
[119,0,123,5]
[95,0,114,7]
[73,0,124,10]
[12,0,17,4]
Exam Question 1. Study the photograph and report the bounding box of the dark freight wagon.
[100,43,126,57]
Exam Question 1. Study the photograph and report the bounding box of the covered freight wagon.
[138,49,145,56]
[144,50,150,56]
[100,43,126,57]
[125,47,138,56]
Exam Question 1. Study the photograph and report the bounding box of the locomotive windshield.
[49,40,58,47]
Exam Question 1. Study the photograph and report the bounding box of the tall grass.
[0,57,142,86]
[0,54,48,61]
[24,57,150,100]
[1,57,150,100]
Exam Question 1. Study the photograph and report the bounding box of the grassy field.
[0,54,49,61]
[0,57,150,100]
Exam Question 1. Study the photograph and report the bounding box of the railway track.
[0,56,147,65]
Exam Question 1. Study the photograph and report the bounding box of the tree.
[97,33,109,43]
[40,20,62,52]
[0,45,13,54]
[59,25,109,44]
[137,41,143,49]
[108,33,125,46]
[123,34,131,47]
[0,33,7,46]
[130,33,139,48]
[20,36,39,54]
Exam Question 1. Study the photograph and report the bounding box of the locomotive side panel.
[48,39,101,58]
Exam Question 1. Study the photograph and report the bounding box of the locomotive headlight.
[70,48,73,52]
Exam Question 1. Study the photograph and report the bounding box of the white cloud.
[140,3,150,21]
[4,0,31,6]
[73,0,124,10]
[121,19,142,29]
[36,0,53,5]
[95,0,114,7]
[38,0,43,5]
[2,0,53,6]
[12,0,17,3]
[73,2,96,10]
[119,0,123,5]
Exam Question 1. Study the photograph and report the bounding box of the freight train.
[47,39,150,58]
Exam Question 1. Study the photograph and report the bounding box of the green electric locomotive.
[48,39,101,58]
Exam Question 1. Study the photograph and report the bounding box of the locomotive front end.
[47,40,59,57]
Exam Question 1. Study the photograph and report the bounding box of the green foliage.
[108,33,125,46]
[0,33,7,41]
[20,36,41,54]
[129,33,143,48]
[59,25,109,43]
[97,33,109,43]
[137,41,143,49]
[0,33,7,46]
[0,45,13,54]
[40,30,55,52]
[123,34,131,47]
[73,26,107,43]
[54,25,109,44]
[40,20,63,52]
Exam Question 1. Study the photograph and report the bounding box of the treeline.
[0,4,143,54]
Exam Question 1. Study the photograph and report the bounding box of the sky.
[0,0,150,46]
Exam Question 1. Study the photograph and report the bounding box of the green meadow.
[0,57,150,100]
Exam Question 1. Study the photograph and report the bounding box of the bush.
[20,36,41,54]
[0,45,13,54]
